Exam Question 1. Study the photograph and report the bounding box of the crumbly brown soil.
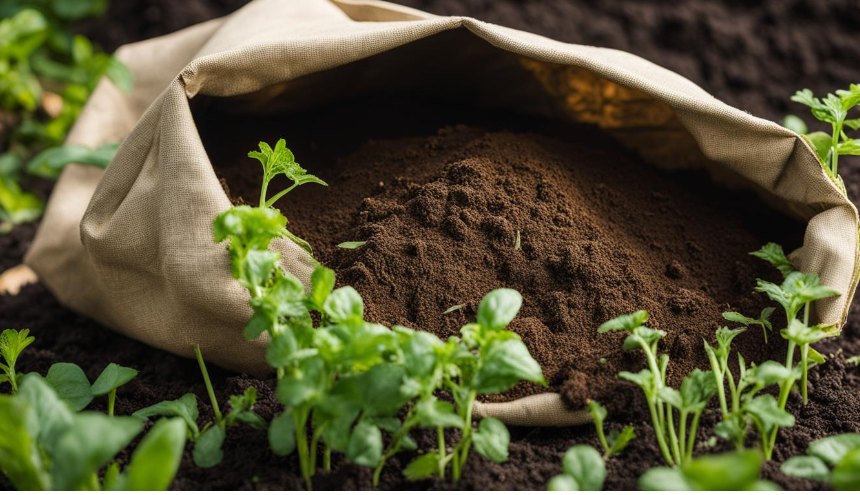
[2,0,859,490]
[210,105,799,409]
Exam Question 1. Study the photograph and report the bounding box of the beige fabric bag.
[23,0,859,427]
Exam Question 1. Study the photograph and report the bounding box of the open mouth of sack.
[199,94,804,410]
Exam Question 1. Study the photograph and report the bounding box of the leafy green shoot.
[0,374,186,490]
[91,363,138,416]
[723,308,774,343]
[547,445,605,491]
[0,328,34,393]
[587,400,635,459]
[750,242,795,279]
[786,84,860,193]
[781,433,860,489]
[847,355,860,367]
[337,241,366,249]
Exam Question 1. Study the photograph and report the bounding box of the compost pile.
[217,122,792,409]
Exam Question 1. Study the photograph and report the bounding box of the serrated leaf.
[750,243,795,278]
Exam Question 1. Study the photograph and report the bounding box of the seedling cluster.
[0,2,131,232]
[215,140,546,489]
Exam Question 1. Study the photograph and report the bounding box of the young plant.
[392,289,547,484]
[134,347,265,468]
[43,361,138,415]
[247,139,327,253]
[781,433,860,490]
[723,308,774,343]
[751,243,840,409]
[703,326,746,419]
[0,373,186,490]
[0,327,34,393]
[587,400,635,459]
[784,84,860,192]
[547,445,606,491]
[638,450,779,491]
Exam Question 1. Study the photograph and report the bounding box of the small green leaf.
[606,426,636,457]
[323,287,364,323]
[750,243,795,278]
[472,417,510,463]
[268,412,296,456]
[745,395,795,433]
[587,400,607,423]
[562,445,605,491]
[477,288,522,329]
[679,369,716,412]
[473,337,546,394]
[832,448,860,490]
[337,241,366,249]
[780,455,830,482]
[416,398,464,429]
[133,394,200,439]
[598,310,649,333]
[346,422,382,467]
[45,363,94,412]
[308,265,335,310]
[192,424,225,468]
[805,131,834,163]
[680,450,765,491]
[26,142,120,179]
[638,466,691,490]
[91,363,138,396]
[548,473,580,491]
[120,418,186,490]
[403,451,439,481]
[443,304,463,315]
[782,114,808,134]
[808,433,860,466]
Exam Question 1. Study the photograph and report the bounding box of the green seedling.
[723,308,774,343]
[847,355,860,366]
[784,84,860,192]
[547,445,605,491]
[781,433,860,490]
[638,450,779,490]
[704,326,746,419]
[0,374,186,490]
[443,304,462,314]
[217,145,545,489]
[392,289,546,484]
[0,328,34,393]
[750,242,795,279]
[91,363,137,416]
[246,139,326,253]
[587,400,635,458]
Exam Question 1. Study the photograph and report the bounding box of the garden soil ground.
[2,0,860,490]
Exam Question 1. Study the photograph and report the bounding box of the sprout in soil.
[247,139,327,254]
[722,308,774,344]
[783,84,860,193]
[0,328,35,393]
[42,361,138,416]
[599,310,716,465]
[132,346,265,468]
[0,373,186,490]
[781,433,860,490]
[587,400,635,459]
[547,445,605,491]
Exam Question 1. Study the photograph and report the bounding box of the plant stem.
[647,397,674,465]
[665,404,682,465]
[323,446,331,471]
[452,391,478,482]
[265,182,298,208]
[725,366,738,413]
[193,344,222,423]
[437,427,446,478]
[686,411,701,461]
[295,412,312,490]
[595,418,610,454]
[108,388,116,417]
[801,344,809,405]
[259,179,269,208]
[310,428,323,476]
[678,410,687,461]
[707,350,729,419]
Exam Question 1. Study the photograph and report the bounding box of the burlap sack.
[23,0,859,427]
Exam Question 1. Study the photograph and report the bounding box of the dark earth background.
[2,0,860,490]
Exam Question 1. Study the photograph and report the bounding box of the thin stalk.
[665,404,682,466]
[686,411,701,461]
[453,391,478,482]
[595,419,610,454]
[265,182,298,208]
[647,397,674,465]
[831,123,840,177]
[194,344,222,423]
[707,350,729,418]
[323,446,331,471]
[259,179,269,208]
[725,366,738,413]
[108,388,116,417]
[310,428,323,476]
[801,344,810,405]
[678,410,688,461]
[295,413,312,490]
[437,427,447,478]
[374,414,417,486]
